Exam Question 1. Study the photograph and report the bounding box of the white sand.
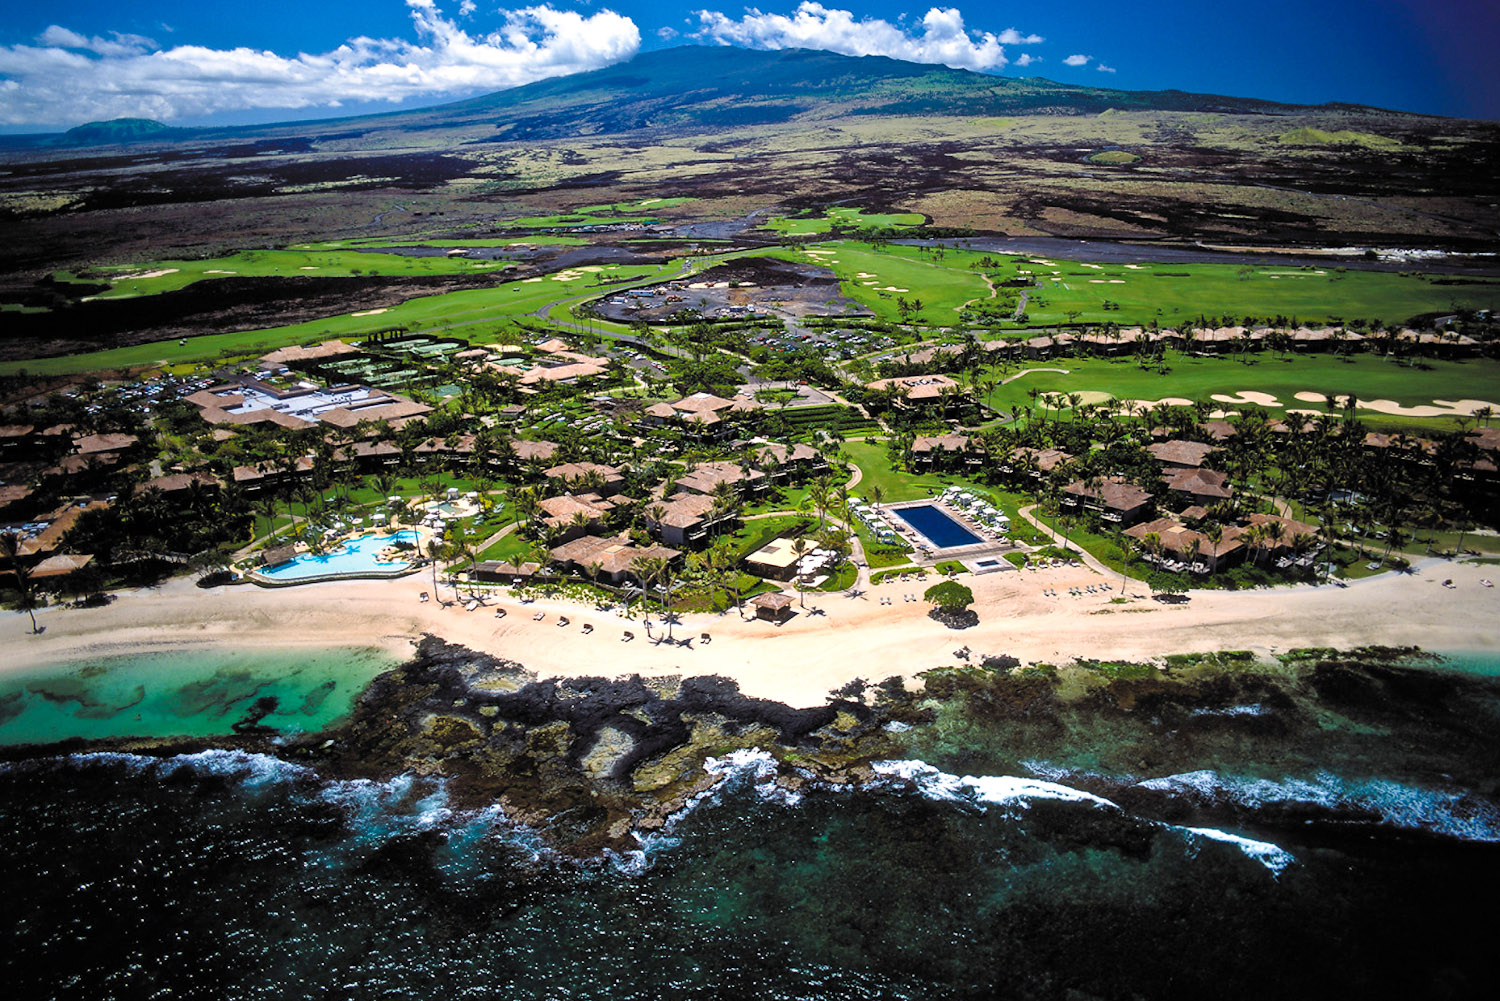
[300,266,319,270]
[1124,397,1193,408]
[6,560,1496,709]
[1294,392,1328,403]
[522,277,543,283]
[882,286,909,292]
[1212,391,1281,406]
[116,268,180,281]
[350,308,388,317]
[204,270,237,275]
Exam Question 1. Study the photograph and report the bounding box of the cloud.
[694,3,1042,72]
[1096,63,1116,73]
[1013,52,1037,68]
[459,0,477,14]
[1062,53,1090,67]
[0,1,640,128]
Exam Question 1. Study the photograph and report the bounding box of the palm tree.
[790,536,810,608]
[2,531,40,634]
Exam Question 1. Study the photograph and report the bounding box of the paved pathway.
[1016,504,1138,591]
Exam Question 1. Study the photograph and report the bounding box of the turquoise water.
[893,504,981,548]
[0,647,399,746]
[260,529,419,580]
[1436,650,1500,676]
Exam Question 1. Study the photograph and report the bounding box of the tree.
[923,580,975,614]
[2,531,41,634]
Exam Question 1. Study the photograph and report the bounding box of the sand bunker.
[1081,263,1103,269]
[204,270,236,275]
[1294,391,1328,403]
[116,268,179,281]
[1124,397,1194,408]
[300,266,319,270]
[882,286,909,292]
[857,272,876,278]
[1209,410,1240,419]
[1212,391,1281,406]
[351,308,388,317]
[522,277,543,283]
[1363,398,1500,418]
[1124,264,1145,270]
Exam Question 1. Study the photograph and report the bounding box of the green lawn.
[983,353,1500,429]
[779,242,991,321]
[791,239,1500,327]
[290,237,589,250]
[1,262,680,376]
[767,207,925,235]
[63,248,523,300]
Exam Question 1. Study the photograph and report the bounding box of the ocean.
[2,648,1499,999]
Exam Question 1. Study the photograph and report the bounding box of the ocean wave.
[0,748,317,785]
[1181,826,1296,876]
[870,759,1121,812]
[1133,769,1500,842]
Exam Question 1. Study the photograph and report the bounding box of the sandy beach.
[5,559,1496,708]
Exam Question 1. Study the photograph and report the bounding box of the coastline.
[5,556,1497,708]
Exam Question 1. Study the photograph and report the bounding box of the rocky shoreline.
[3,640,1496,856]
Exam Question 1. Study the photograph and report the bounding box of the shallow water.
[0,647,399,746]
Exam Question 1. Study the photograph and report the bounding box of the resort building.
[675,461,768,498]
[911,434,980,471]
[641,392,761,437]
[1147,439,1219,469]
[547,534,681,586]
[1161,468,1234,507]
[186,376,430,431]
[752,441,827,481]
[1001,447,1074,482]
[865,374,964,406]
[642,492,724,549]
[1125,517,1246,573]
[537,494,618,538]
[1061,477,1154,525]
[544,461,625,496]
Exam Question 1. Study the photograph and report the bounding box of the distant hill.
[63,118,175,145]
[2,46,1414,151]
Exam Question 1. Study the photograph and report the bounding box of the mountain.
[0,44,1495,280]
[62,118,176,145]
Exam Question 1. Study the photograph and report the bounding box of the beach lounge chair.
[533,611,545,621]
[465,600,478,612]
[419,592,429,603]
[494,608,507,619]
[622,630,634,641]
[558,616,570,626]
[582,623,593,634]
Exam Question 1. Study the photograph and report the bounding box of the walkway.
[1016,504,1134,586]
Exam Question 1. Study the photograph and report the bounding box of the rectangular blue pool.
[892,505,982,549]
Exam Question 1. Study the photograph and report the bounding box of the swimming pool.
[892,505,983,549]
[257,530,421,582]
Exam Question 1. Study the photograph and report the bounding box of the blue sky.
[0,1,1495,131]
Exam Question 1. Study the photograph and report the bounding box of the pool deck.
[882,499,1022,566]
[241,529,430,587]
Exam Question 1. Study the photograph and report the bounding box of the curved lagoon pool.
[258,530,421,582]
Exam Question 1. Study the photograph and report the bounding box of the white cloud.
[1062,53,1090,67]
[1013,52,1037,68]
[1096,63,1116,73]
[459,0,477,14]
[658,26,680,40]
[694,3,1042,72]
[0,1,640,128]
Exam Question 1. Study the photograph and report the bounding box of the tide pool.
[0,646,400,747]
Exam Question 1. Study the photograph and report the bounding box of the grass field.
[62,249,530,301]
[507,197,694,228]
[982,353,1500,427]
[768,207,926,235]
[783,242,991,318]
[1,262,681,376]
[794,240,1500,326]
[289,237,589,250]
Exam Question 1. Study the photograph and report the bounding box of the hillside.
[0,45,1495,286]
